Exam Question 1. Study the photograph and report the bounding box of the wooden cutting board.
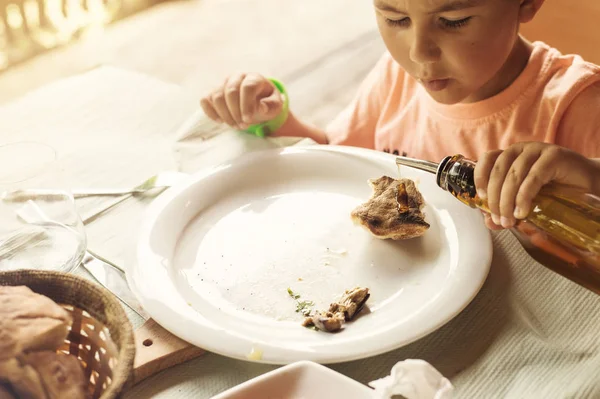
[132,319,205,384]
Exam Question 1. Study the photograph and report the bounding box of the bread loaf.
[0,286,72,359]
[25,352,88,399]
[0,286,88,398]
[0,358,46,399]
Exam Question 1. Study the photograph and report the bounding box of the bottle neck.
[436,155,479,202]
[435,155,453,189]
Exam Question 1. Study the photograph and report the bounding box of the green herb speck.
[287,287,314,316]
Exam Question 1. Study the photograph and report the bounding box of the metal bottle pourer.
[395,155,454,187]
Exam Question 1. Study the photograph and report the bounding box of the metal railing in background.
[0,0,163,72]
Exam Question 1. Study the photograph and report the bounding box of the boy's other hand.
[200,73,283,130]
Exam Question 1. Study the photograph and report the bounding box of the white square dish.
[211,361,374,399]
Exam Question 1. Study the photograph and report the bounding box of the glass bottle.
[396,154,600,294]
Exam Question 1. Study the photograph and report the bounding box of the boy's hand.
[200,73,283,130]
[474,142,599,230]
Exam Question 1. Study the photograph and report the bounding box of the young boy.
[200,0,600,231]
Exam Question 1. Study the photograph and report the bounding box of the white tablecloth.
[2,67,600,399]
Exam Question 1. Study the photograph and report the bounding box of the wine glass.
[0,141,87,272]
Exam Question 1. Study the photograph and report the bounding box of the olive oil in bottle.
[396,154,600,294]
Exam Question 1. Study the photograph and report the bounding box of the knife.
[77,214,204,383]
[16,197,205,383]
[16,200,148,318]
[82,250,150,319]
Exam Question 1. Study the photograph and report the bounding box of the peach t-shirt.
[326,42,600,162]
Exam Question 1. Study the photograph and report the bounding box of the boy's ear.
[519,0,545,23]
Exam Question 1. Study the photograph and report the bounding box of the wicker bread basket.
[0,269,135,399]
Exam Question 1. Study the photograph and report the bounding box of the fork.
[72,171,189,198]
[2,171,189,201]
[80,171,189,224]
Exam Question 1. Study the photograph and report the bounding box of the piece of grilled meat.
[303,287,370,332]
[351,176,429,240]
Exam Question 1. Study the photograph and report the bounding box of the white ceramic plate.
[211,360,374,399]
[130,145,492,364]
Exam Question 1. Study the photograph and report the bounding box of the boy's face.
[374,0,538,104]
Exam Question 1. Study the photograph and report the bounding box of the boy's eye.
[440,16,472,29]
[384,17,410,27]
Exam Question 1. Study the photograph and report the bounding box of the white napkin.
[172,109,317,173]
[369,359,453,399]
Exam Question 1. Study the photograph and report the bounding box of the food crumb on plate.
[246,346,263,361]
[325,247,348,255]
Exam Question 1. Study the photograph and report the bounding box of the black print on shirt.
[383,148,407,157]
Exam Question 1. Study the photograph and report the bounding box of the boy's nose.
[409,33,441,64]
